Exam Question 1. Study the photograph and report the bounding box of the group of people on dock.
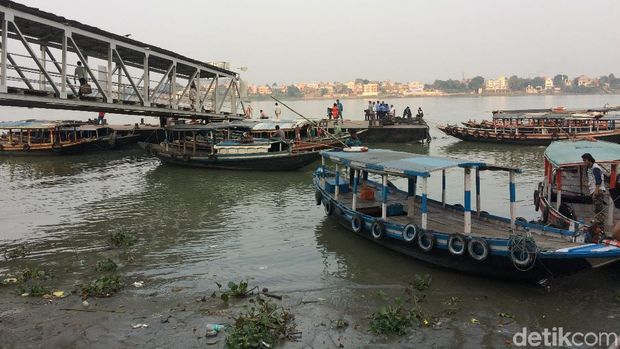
[365,101,424,125]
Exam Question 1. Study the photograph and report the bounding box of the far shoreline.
[245,92,620,102]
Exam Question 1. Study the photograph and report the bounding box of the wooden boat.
[438,106,620,145]
[535,140,620,236]
[179,119,356,152]
[0,120,141,156]
[313,149,620,281]
[140,124,320,171]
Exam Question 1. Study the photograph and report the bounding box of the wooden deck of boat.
[335,185,581,250]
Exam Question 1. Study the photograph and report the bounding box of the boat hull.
[438,126,620,146]
[154,149,320,171]
[314,176,620,282]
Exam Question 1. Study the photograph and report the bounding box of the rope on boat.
[270,96,350,148]
[508,231,539,272]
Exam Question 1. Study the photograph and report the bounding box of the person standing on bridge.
[74,61,87,97]
[189,82,198,111]
[274,103,282,121]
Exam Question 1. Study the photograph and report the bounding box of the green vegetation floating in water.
[369,297,424,336]
[3,245,28,260]
[109,231,137,248]
[214,280,256,303]
[81,274,124,298]
[410,274,432,292]
[226,297,298,349]
[19,266,51,282]
[17,283,49,297]
[95,259,118,272]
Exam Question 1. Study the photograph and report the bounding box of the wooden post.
[407,177,416,218]
[382,174,388,220]
[464,168,472,234]
[475,168,481,216]
[334,164,340,200]
[509,170,516,231]
[421,177,428,229]
[441,170,446,207]
[555,169,562,209]
[352,169,359,211]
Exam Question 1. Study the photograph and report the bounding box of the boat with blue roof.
[535,140,620,241]
[313,148,620,281]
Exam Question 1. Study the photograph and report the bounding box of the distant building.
[485,76,508,91]
[525,85,538,94]
[545,78,554,90]
[362,83,378,96]
[405,81,424,95]
[576,75,596,87]
[257,85,272,95]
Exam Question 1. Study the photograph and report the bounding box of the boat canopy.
[545,140,620,167]
[321,149,519,178]
[0,119,84,129]
[168,122,253,132]
[251,119,313,131]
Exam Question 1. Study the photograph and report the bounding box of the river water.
[1,95,619,348]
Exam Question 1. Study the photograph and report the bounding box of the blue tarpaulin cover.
[545,140,620,167]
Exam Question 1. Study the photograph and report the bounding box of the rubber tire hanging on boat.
[509,243,535,269]
[370,220,385,240]
[351,214,364,233]
[447,233,467,256]
[323,199,333,216]
[467,237,489,261]
[402,224,418,243]
[315,191,322,206]
[22,144,30,151]
[418,231,435,252]
[533,190,540,211]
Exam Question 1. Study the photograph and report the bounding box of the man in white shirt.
[582,152,607,240]
[74,61,87,96]
[274,103,282,121]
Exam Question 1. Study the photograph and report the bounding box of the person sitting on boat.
[273,125,286,140]
[259,110,268,119]
[239,132,254,143]
[582,153,607,241]
[403,106,412,119]
[345,130,362,147]
[416,107,424,119]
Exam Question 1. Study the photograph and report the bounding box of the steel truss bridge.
[0,0,244,121]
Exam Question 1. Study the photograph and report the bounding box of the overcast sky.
[20,0,620,85]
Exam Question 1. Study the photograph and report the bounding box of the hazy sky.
[20,0,620,85]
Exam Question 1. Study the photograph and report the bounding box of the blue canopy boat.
[313,149,620,281]
[141,123,320,171]
[535,140,620,237]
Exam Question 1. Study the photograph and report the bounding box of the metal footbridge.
[0,0,243,121]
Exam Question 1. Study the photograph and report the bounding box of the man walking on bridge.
[74,61,88,97]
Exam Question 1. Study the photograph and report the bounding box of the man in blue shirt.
[336,99,343,122]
